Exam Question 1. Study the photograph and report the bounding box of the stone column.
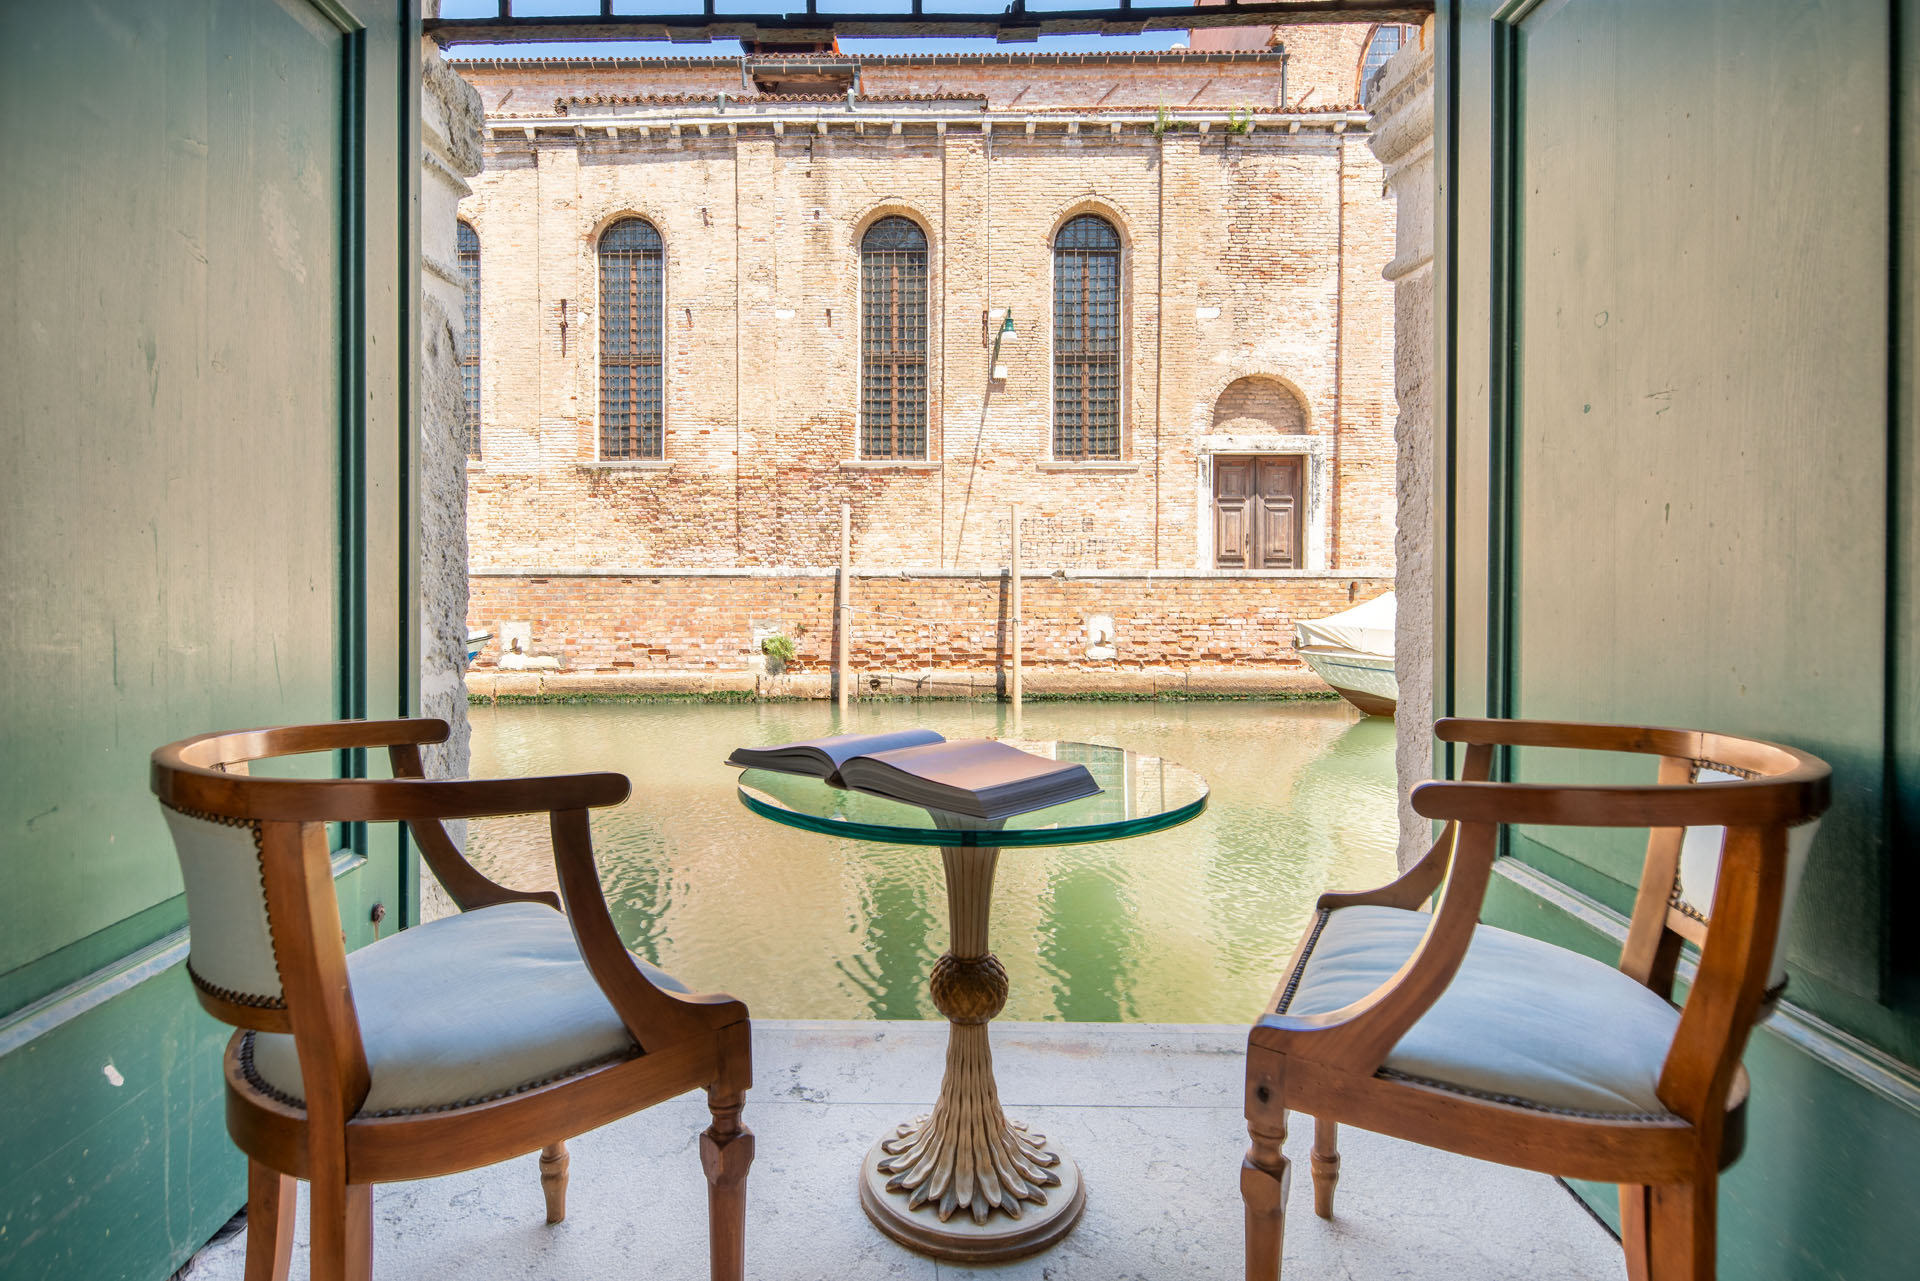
[1366,27,1437,871]
[418,21,484,917]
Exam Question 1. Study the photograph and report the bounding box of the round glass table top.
[736,740,1208,848]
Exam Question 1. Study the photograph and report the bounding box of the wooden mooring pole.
[837,501,852,713]
[1009,502,1023,712]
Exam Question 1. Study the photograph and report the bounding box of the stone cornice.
[481,106,1372,142]
[1365,45,1433,170]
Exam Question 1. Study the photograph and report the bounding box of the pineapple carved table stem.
[735,742,1208,1265]
[858,845,1087,1261]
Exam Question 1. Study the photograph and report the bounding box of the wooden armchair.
[1241,718,1830,1281]
[150,719,754,1281]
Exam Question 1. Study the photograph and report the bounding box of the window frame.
[1358,23,1415,107]
[1050,213,1125,462]
[857,215,932,461]
[595,216,667,462]
[456,219,481,461]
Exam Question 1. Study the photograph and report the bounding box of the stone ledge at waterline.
[465,667,1342,702]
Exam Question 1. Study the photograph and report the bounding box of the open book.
[724,729,948,783]
[728,732,1103,820]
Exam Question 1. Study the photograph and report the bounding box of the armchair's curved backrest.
[149,720,452,1033]
[1675,762,1821,996]
[159,804,286,1016]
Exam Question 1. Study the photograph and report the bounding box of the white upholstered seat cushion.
[1267,905,1682,1118]
[247,902,684,1116]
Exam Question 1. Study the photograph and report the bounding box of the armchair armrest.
[1253,819,1500,1076]
[387,742,561,911]
[549,808,748,1053]
[1315,821,1455,912]
[155,765,631,824]
[1412,775,1822,829]
[1315,741,1488,913]
[1424,718,1827,827]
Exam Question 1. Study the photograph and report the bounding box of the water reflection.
[466,700,1398,1023]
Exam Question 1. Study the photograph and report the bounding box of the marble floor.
[181,1021,1625,1280]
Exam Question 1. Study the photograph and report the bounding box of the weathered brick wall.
[452,42,1398,679]
[1186,18,1375,111]
[469,571,1391,676]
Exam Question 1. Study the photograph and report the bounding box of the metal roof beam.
[425,2,1432,48]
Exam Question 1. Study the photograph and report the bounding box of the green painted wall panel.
[1443,0,1915,1043]
[0,2,417,1277]
[1,0,345,979]
[0,966,237,1280]
[1506,0,1891,1000]
[1440,1,1920,1275]
[1893,0,1920,1006]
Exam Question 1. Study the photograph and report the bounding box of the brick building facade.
[453,31,1397,693]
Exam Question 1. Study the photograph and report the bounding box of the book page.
[855,739,1073,790]
[801,728,946,768]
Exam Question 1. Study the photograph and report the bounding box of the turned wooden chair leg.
[700,1085,755,1281]
[1241,1118,1292,1281]
[1242,1059,1291,1281]
[1310,1115,1340,1219]
[308,1179,373,1281]
[1619,1184,1654,1281]
[243,1160,296,1281]
[540,1140,570,1224]
[1642,1179,1716,1281]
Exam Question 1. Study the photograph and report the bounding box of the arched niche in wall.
[1210,375,1310,437]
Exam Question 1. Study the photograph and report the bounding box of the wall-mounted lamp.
[989,307,1015,381]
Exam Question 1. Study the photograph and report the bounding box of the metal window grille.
[598,217,665,460]
[1052,214,1122,460]
[457,221,481,460]
[860,217,929,459]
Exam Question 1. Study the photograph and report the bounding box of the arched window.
[457,220,481,459]
[1052,213,1123,460]
[598,217,665,460]
[1359,24,1415,106]
[860,216,929,459]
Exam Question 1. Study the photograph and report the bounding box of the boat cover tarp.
[1295,592,1395,657]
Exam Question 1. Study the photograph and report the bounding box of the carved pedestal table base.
[857,845,1087,1262]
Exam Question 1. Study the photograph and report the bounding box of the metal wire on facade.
[598,217,665,460]
[860,216,929,460]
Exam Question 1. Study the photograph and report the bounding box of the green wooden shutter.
[1438,3,1920,1277]
[0,3,417,1276]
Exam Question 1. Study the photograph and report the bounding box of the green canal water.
[466,699,1398,1024]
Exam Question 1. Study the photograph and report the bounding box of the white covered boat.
[1294,592,1398,717]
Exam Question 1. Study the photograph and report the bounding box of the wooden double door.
[1214,455,1304,570]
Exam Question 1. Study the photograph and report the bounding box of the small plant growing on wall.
[1227,106,1254,136]
[761,633,797,675]
[1153,103,1173,137]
